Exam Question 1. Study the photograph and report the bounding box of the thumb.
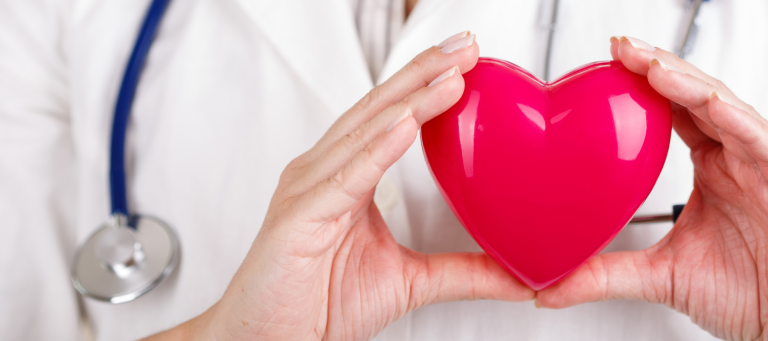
[535,249,671,308]
[404,251,536,310]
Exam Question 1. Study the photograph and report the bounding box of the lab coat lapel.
[378,0,461,84]
[231,0,373,115]
[381,0,544,83]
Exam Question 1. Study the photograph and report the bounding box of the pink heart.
[422,58,672,290]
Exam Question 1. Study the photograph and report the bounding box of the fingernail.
[437,31,470,48]
[428,66,458,87]
[620,36,656,52]
[650,58,685,74]
[534,297,541,308]
[387,108,412,132]
[711,92,735,107]
[440,34,475,54]
[609,36,619,44]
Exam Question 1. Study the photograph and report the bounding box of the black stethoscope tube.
[630,204,686,224]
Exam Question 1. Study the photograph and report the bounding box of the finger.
[615,35,750,144]
[536,249,670,309]
[291,109,418,224]
[710,93,768,167]
[647,58,723,141]
[710,93,766,146]
[291,66,464,193]
[404,251,535,310]
[310,32,479,156]
[615,36,720,86]
[616,36,755,113]
[609,36,620,60]
[648,59,768,153]
[671,102,715,150]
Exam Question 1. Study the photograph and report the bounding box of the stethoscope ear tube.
[676,0,706,59]
[543,0,708,81]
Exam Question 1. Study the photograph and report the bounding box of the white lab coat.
[1,0,766,340]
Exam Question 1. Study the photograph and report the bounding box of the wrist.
[140,302,221,341]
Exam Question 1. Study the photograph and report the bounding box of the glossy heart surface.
[421,58,672,290]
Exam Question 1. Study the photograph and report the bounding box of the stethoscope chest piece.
[72,214,180,304]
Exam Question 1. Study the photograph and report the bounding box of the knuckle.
[328,169,359,200]
[344,123,368,150]
[355,88,381,113]
[361,144,386,173]
[279,155,314,192]
[328,170,345,190]
[280,157,303,180]
[749,106,762,120]
[406,55,428,79]
[712,78,727,90]
[271,197,294,216]
[669,54,685,66]
[664,54,691,74]
[756,116,768,135]
[359,143,375,163]
[704,80,717,92]
[278,170,291,186]
[400,95,414,109]
[285,156,303,171]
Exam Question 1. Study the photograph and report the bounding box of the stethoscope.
[71,0,179,304]
[543,0,707,80]
[71,0,706,304]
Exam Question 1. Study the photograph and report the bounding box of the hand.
[537,36,768,341]
[146,32,534,341]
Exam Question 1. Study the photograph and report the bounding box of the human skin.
[145,35,768,341]
[537,37,768,341]
[144,32,536,341]
[406,0,418,16]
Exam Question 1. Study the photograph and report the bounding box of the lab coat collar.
[231,0,373,116]
[377,0,455,84]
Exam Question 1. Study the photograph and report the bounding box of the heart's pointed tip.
[502,267,564,291]
[520,279,558,292]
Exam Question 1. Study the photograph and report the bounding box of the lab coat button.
[374,175,399,211]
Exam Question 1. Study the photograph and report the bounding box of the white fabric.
[1,0,766,340]
[350,0,405,82]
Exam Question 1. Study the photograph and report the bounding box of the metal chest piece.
[72,214,180,304]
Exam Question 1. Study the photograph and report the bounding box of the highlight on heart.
[422,58,673,290]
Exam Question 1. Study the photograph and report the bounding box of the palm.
[322,201,418,340]
[214,193,406,340]
[264,195,415,341]
[221,190,526,341]
[537,37,768,341]
[191,40,539,341]
[655,108,766,339]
